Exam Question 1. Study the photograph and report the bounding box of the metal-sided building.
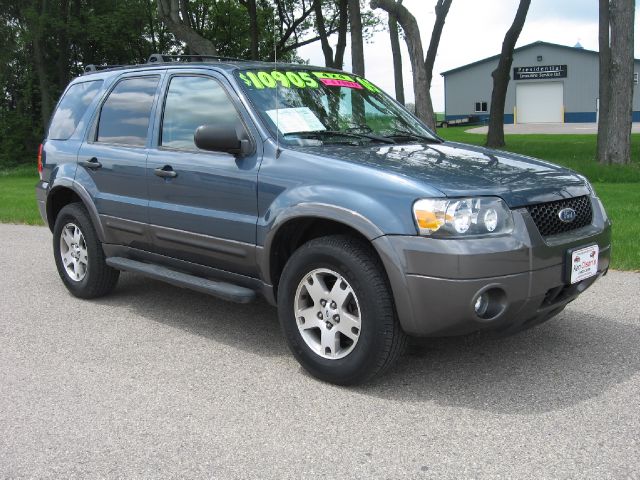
[441,41,640,124]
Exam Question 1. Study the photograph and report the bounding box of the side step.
[106,257,256,304]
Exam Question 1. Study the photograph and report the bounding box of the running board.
[106,257,256,304]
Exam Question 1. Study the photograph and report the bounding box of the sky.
[298,0,640,112]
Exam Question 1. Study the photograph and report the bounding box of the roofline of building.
[440,40,639,77]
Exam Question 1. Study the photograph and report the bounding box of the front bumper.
[373,196,611,337]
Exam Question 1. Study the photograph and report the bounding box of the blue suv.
[36,55,611,384]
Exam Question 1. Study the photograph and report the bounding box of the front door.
[145,71,261,276]
[77,73,163,249]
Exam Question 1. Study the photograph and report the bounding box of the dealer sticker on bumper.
[570,245,599,284]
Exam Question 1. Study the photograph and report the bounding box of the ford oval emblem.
[558,208,577,223]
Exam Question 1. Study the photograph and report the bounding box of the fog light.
[474,293,489,317]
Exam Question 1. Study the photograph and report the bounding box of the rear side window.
[161,76,240,150]
[48,80,103,140]
[97,76,160,146]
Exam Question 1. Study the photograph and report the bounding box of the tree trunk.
[597,0,611,163]
[348,0,365,124]
[424,0,452,88]
[348,0,365,76]
[601,0,635,164]
[33,33,51,129]
[157,0,218,55]
[388,1,405,104]
[486,0,531,148]
[244,0,259,60]
[370,0,436,129]
[315,0,348,69]
[32,0,51,129]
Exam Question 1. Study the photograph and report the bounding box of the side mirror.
[194,123,251,156]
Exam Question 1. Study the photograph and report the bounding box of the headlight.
[413,197,514,237]
[576,174,595,195]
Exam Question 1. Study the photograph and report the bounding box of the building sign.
[513,65,567,80]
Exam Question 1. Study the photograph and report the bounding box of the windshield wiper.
[386,130,441,143]
[284,130,396,144]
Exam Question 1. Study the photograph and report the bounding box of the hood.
[294,141,589,207]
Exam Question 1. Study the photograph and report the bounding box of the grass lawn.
[437,127,640,183]
[591,183,640,271]
[0,169,42,225]
[1,131,638,270]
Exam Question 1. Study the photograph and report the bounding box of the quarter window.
[97,76,160,146]
[475,101,488,113]
[48,80,103,140]
[161,76,240,150]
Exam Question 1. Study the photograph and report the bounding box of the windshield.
[235,68,439,146]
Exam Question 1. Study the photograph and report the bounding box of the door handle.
[79,157,102,170]
[154,165,178,178]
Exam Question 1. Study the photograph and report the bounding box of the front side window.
[235,69,438,147]
[161,76,240,150]
[97,76,160,146]
[48,80,103,140]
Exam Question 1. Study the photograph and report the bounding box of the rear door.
[76,72,164,249]
[145,69,262,276]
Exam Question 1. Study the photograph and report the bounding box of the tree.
[597,0,635,164]
[370,0,452,130]
[239,0,259,60]
[387,0,404,104]
[596,0,611,163]
[315,0,349,68]
[486,0,531,148]
[157,0,218,54]
[349,0,365,76]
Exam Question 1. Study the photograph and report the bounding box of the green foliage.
[0,0,299,169]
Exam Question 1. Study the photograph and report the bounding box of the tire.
[53,202,119,299]
[277,235,407,385]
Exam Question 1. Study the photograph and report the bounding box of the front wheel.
[277,235,407,385]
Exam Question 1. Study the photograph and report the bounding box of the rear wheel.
[278,235,407,385]
[53,203,119,299]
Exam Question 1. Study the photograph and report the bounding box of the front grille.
[526,196,593,237]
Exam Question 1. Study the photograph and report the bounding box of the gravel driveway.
[1,224,639,479]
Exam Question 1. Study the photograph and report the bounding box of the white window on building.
[474,101,488,113]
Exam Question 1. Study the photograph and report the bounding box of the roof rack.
[83,64,125,73]
[147,53,248,64]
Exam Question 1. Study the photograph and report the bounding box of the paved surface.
[466,122,640,135]
[1,223,639,479]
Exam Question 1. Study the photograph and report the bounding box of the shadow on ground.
[97,273,640,414]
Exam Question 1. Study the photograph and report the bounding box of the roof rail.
[147,53,247,64]
[83,64,125,73]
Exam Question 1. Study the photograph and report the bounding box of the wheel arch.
[260,206,389,297]
[46,181,105,241]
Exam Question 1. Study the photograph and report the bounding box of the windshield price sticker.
[238,70,380,93]
[265,107,326,134]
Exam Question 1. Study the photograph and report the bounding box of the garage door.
[516,82,564,123]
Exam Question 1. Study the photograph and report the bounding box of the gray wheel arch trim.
[258,202,386,290]
[46,178,106,241]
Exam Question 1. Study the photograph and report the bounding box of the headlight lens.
[413,197,514,237]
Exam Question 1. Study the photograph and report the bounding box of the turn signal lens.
[413,197,513,238]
